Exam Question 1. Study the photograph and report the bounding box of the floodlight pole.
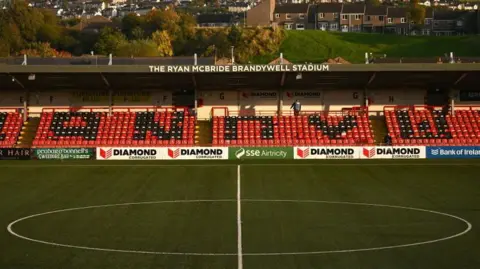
[451,97,455,116]
[108,89,113,116]
[23,92,28,122]
[194,53,198,118]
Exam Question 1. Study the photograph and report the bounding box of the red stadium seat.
[215,109,374,146]
[33,109,196,148]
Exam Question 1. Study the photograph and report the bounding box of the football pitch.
[1,160,479,269]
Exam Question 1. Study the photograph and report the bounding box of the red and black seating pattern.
[213,114,373,146]
[33,110,195,147]
[386,108,480,145]
[0,112,23,148]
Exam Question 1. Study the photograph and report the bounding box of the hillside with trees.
[0,1,283,62]
[1,0,479,63]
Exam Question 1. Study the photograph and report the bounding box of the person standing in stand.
[291,99,301,116]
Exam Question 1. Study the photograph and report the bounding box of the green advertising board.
[229,147,293,160]
[33,148,94,160]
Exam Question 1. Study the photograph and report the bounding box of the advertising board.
[230,147,293,160]
[294,147,359,159]
[33,148,94,160]
[96,148,161,160]
[360,146,426,159]
[426,146,480,159]
[96,147,229,160]
[166,147,228,160]
[0,148,31,160]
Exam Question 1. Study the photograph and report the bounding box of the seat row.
[3,107,480,148]
[386,108,480,146]
[0,112,23,148]
[33,110,196,147]
[212,114,374,146]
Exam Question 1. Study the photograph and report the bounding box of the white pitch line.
[237,165,244,269]
[6,199,472,256]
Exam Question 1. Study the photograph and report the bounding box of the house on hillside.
[385,7,408,34]
[339,3,365,32]
[313,3,342,31]
[228,2,251,13]
[432,10,471,35]
[246,1,479,34]
[246,0,275,27]
[70,15,118,34]
[363,5,387,33]
[197,14,236,27]
[273,4,310,30]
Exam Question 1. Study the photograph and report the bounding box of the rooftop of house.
[365,5,387,16]
[315,3,343,13]
[387,7,407,18]
[69,15,116,31]
[434,9,471,20]
[197,13,234,23]
[341,3,365,14]
[274,4,310,14]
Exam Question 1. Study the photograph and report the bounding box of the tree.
[7,1,45,42]
[0,15,23,54]
[227,25,242,46]
[131,26,145,40]
[146,8,180,38]
[122,13,145,39]
[93,27,127,55]
[408,0,426,25]
[178,13,196,39]
[151,30,173,56]
[37,23,61,44]
[116,39,159,57]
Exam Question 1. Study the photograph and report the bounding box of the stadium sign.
[427,146,480,158]
[241,91,278,99]
[230,147,293,160]
[360,146,426,159]
[167,147,228,160]
[0,148,31,160]
[458,90,480,101]
[294,147,359,159]
[96,148,160,160]
[285,91,322,99]
[33,148,94,160]
[148,64,330,73]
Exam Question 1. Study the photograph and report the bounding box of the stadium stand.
[385,106,480,145]
[212,107,374,146]
[0,109,23,148]
[32,107,196,147]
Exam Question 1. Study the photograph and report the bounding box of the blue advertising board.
[426,146,480,159]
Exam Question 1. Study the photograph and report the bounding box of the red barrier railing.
[40,106,189,113]
[211,106,368,117]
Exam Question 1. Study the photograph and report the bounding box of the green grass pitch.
[0,160,480,269]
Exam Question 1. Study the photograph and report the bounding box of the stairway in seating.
[16,117,40,148]
[196,120,212,146]
[370,116,388,144]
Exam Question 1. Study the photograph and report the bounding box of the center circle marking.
[7,199,472,256]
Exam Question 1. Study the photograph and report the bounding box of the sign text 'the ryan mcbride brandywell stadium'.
[148,64,330,73]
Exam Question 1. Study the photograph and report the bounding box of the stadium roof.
[0,63,479,91]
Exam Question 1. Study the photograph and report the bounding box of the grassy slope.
[254,30,480,64]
